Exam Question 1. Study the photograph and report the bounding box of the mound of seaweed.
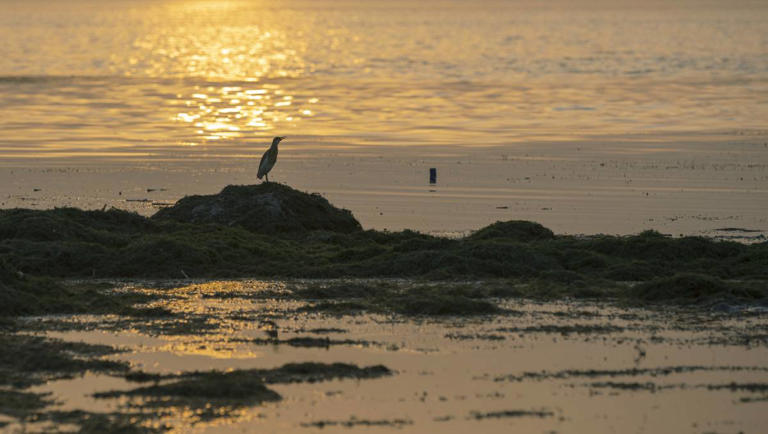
[1,186,767,307]
[0,207,151,243]
[632,273,763,304]
[152,183,361,234]
[0,261,163,317]
[469,220,555,242]
[0,260,65,316]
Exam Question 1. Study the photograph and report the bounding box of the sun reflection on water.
[115,280,294,360]
[174,85,317,142]
[123,0,322,143]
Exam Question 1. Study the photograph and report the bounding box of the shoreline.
[1,134,767,239]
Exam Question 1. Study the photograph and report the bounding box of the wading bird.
[257,136,285,182]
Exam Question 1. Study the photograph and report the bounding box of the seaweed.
[1,183,766,307]
[632,273,762,303]
[0,262,165,317]
[469,409,554,419]
[0,390,54,419]
[495,365,768,382]
[301,418,413,428]
[0,331,133,430]
[296,283,502,316]
[0,333,127,388]
[95,363,391,423]
[115,362,391,387]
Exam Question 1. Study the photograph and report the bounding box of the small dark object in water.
[429,168,437,184]
[260,320,279,340]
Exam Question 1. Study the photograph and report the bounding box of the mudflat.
[1,184,767,432]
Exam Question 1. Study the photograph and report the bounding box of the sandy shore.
[2,135,766,239]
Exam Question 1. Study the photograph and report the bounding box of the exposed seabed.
[1,279,767,433]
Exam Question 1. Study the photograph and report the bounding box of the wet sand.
[9,279,768,433]
[2,134,767,239]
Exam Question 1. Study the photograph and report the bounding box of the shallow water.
[14,280,768,433]
[2,0,767,159]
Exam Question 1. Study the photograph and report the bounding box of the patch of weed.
[96,363,391,423]
[45,410,169,433]
[301,418,413,428]
[297,283,502,316]
[0,390,53,419]
[2,184,766,306]
[469,409,554,419]
[496,365,768,382]
[0,262,167,317]
[0,333,127,388]
[632,273,763,303]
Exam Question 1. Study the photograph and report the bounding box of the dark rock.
[152,183,361,234]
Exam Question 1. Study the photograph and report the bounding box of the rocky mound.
[152,183,362,234]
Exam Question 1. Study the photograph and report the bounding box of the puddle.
[7,280,768,433]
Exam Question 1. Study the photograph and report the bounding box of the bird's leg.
[265,174,269,183]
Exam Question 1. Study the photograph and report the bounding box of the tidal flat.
[1,185,767,432]
[1,279,767,433]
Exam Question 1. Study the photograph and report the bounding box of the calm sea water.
[1,0,767,235]
[1,0,767,162]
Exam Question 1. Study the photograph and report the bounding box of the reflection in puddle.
[10,280,767,433]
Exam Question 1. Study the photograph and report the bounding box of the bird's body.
[257,136,285,182]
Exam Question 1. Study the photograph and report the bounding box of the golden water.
[1,0,767,235]
[1,0,767,161]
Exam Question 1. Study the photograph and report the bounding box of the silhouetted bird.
[257,136,285,182]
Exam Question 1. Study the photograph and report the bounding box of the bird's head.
[272,136,286,146]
